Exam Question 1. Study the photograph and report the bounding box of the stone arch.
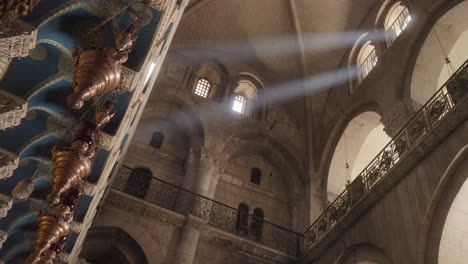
[319,101,385,204]
[189,60,228,101]
[406,0,468,108]
[228,72,266,120]
[417,144,468,264]
[80,226,148,264]
[347,33,378,93]
[216,132,305,230]
[335,243,393,264]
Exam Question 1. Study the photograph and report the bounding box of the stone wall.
[303,122,468,264]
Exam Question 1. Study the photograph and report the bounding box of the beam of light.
[173,30,389,62]
[144,62,157,85]
[164,67,358,124]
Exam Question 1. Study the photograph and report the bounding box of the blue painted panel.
[0,110,49,152]
[0,161,38,194]
[74,195,91,223]
[86,149,109,183]
[28,78,73,115]
[1,43,61,97]
[103,91,132,135]
[0,202,31,231]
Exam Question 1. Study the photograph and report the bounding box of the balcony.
[304,59,468,253]
[111,166,303,257]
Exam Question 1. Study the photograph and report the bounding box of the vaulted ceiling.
[171,0,383,120]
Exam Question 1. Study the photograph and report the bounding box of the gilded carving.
[0,28,37,59]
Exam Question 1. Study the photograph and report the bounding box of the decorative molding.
[0,89,27,130]
[70,221,82,233]
[146,0,167,11]
[185,214,207,230]
[0,194,12,219]
[0,147,19,180]
[0,230,7,249]
[0,24,37,59]
[120,66,138,91]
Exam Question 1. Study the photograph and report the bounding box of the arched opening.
[335,243,393,264]
[327,111,391,202]
[193,78,211,98]
[250,167,261,185]
[236,203,249,235]
[80,227,148,264]
[410,1,468,108]
[124,167,153,199]
[231,79,257,117]
[356,41,378,84]
[191,63,227,101]
[384,2,411,47]
[149,131,164,149]
[251,208,264,240]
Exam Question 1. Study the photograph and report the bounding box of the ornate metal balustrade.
[113,166,303,257]
[304,59,468,250]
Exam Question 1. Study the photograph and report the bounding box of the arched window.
[149,131,164,149]
[194,78,211,98]
[357,41,378,84]
[250,167,261,185]
[235,203,249,235]
[124,168,153,199]
[251,208,264,240]
[385,2,411,46]
[231,80,257,116]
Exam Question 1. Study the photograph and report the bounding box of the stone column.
[173,214,207,264]
[183,148,223,198]
[0,89,27,130]
[381,101,416,137]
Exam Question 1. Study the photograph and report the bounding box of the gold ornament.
[47,140,95,205]
[26,204,72,264]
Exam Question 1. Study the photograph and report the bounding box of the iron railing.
[305,59,468,250]
[386,7,412,47]
[112,166,303,257]
[356,46,378,86]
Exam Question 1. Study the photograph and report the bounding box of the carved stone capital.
[0,21,37,59]
[381,101,416,137]
[0,148,19,180]
[0,89,27,130]
[0,230,7,249]
[0,194,12,219]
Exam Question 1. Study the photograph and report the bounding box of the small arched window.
[250,167,261,185]
[235,203,249,235]
[124,168,153,199]
[357,41,378,84]
[385,2,411,46]
[231,80,257,116]
[149,131,164,149]
[194,78,211,98]
[251,208,264,240]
